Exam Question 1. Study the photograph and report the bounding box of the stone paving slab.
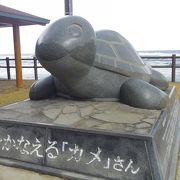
[0,98,161,136]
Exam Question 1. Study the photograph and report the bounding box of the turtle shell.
[94,30,151,81]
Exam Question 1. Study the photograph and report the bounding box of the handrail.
[140,55,180,59]
[0,54,179,82]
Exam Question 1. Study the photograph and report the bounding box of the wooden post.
[6,57,11,80]
[171,54,176,82]
[13,25,23,88]
[33,56,38,80]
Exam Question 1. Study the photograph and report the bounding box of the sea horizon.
[0,50,180,82]
[0,49,180,57]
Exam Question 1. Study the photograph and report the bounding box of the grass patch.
[0,80,34,107]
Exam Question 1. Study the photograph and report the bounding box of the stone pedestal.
[0,86,179,180]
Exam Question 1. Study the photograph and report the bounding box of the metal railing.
[141,54,180,82]
[0,57,40,80]
[0,54,180,82]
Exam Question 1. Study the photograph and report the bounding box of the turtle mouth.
[35,41,68,62]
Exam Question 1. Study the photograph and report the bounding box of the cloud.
[0,0,180,54]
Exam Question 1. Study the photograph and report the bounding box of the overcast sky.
[0,0,180,54]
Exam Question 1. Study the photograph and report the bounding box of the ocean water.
[139,51,180,82]
[0,54,50,80]
[0,52,180,82]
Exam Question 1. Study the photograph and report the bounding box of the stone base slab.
[0,86,179,180]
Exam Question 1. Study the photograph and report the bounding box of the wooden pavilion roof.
[0,4,50,88]
[0,4,50,27]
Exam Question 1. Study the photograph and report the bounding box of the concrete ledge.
[0,86,179,180]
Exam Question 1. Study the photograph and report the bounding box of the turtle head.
[35,16,96,67]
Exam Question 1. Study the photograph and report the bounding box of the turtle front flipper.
[120,78,169,110]
[29,75,56,100]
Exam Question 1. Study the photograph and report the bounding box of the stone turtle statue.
[29,16,169,110]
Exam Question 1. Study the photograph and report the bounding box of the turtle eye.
[68,24,83,38]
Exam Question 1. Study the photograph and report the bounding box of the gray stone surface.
[55,113,82,125]
[29,15,169,110]
[0,98,161,135]
[120,78,168,110]
[0,86,179,180]
[90,110,145,124]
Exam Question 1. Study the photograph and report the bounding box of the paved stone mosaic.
[0,99,161,135]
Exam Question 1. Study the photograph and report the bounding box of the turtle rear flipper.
[150,69,169,91]
[120,78,168,110]
[29,75,56,100]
